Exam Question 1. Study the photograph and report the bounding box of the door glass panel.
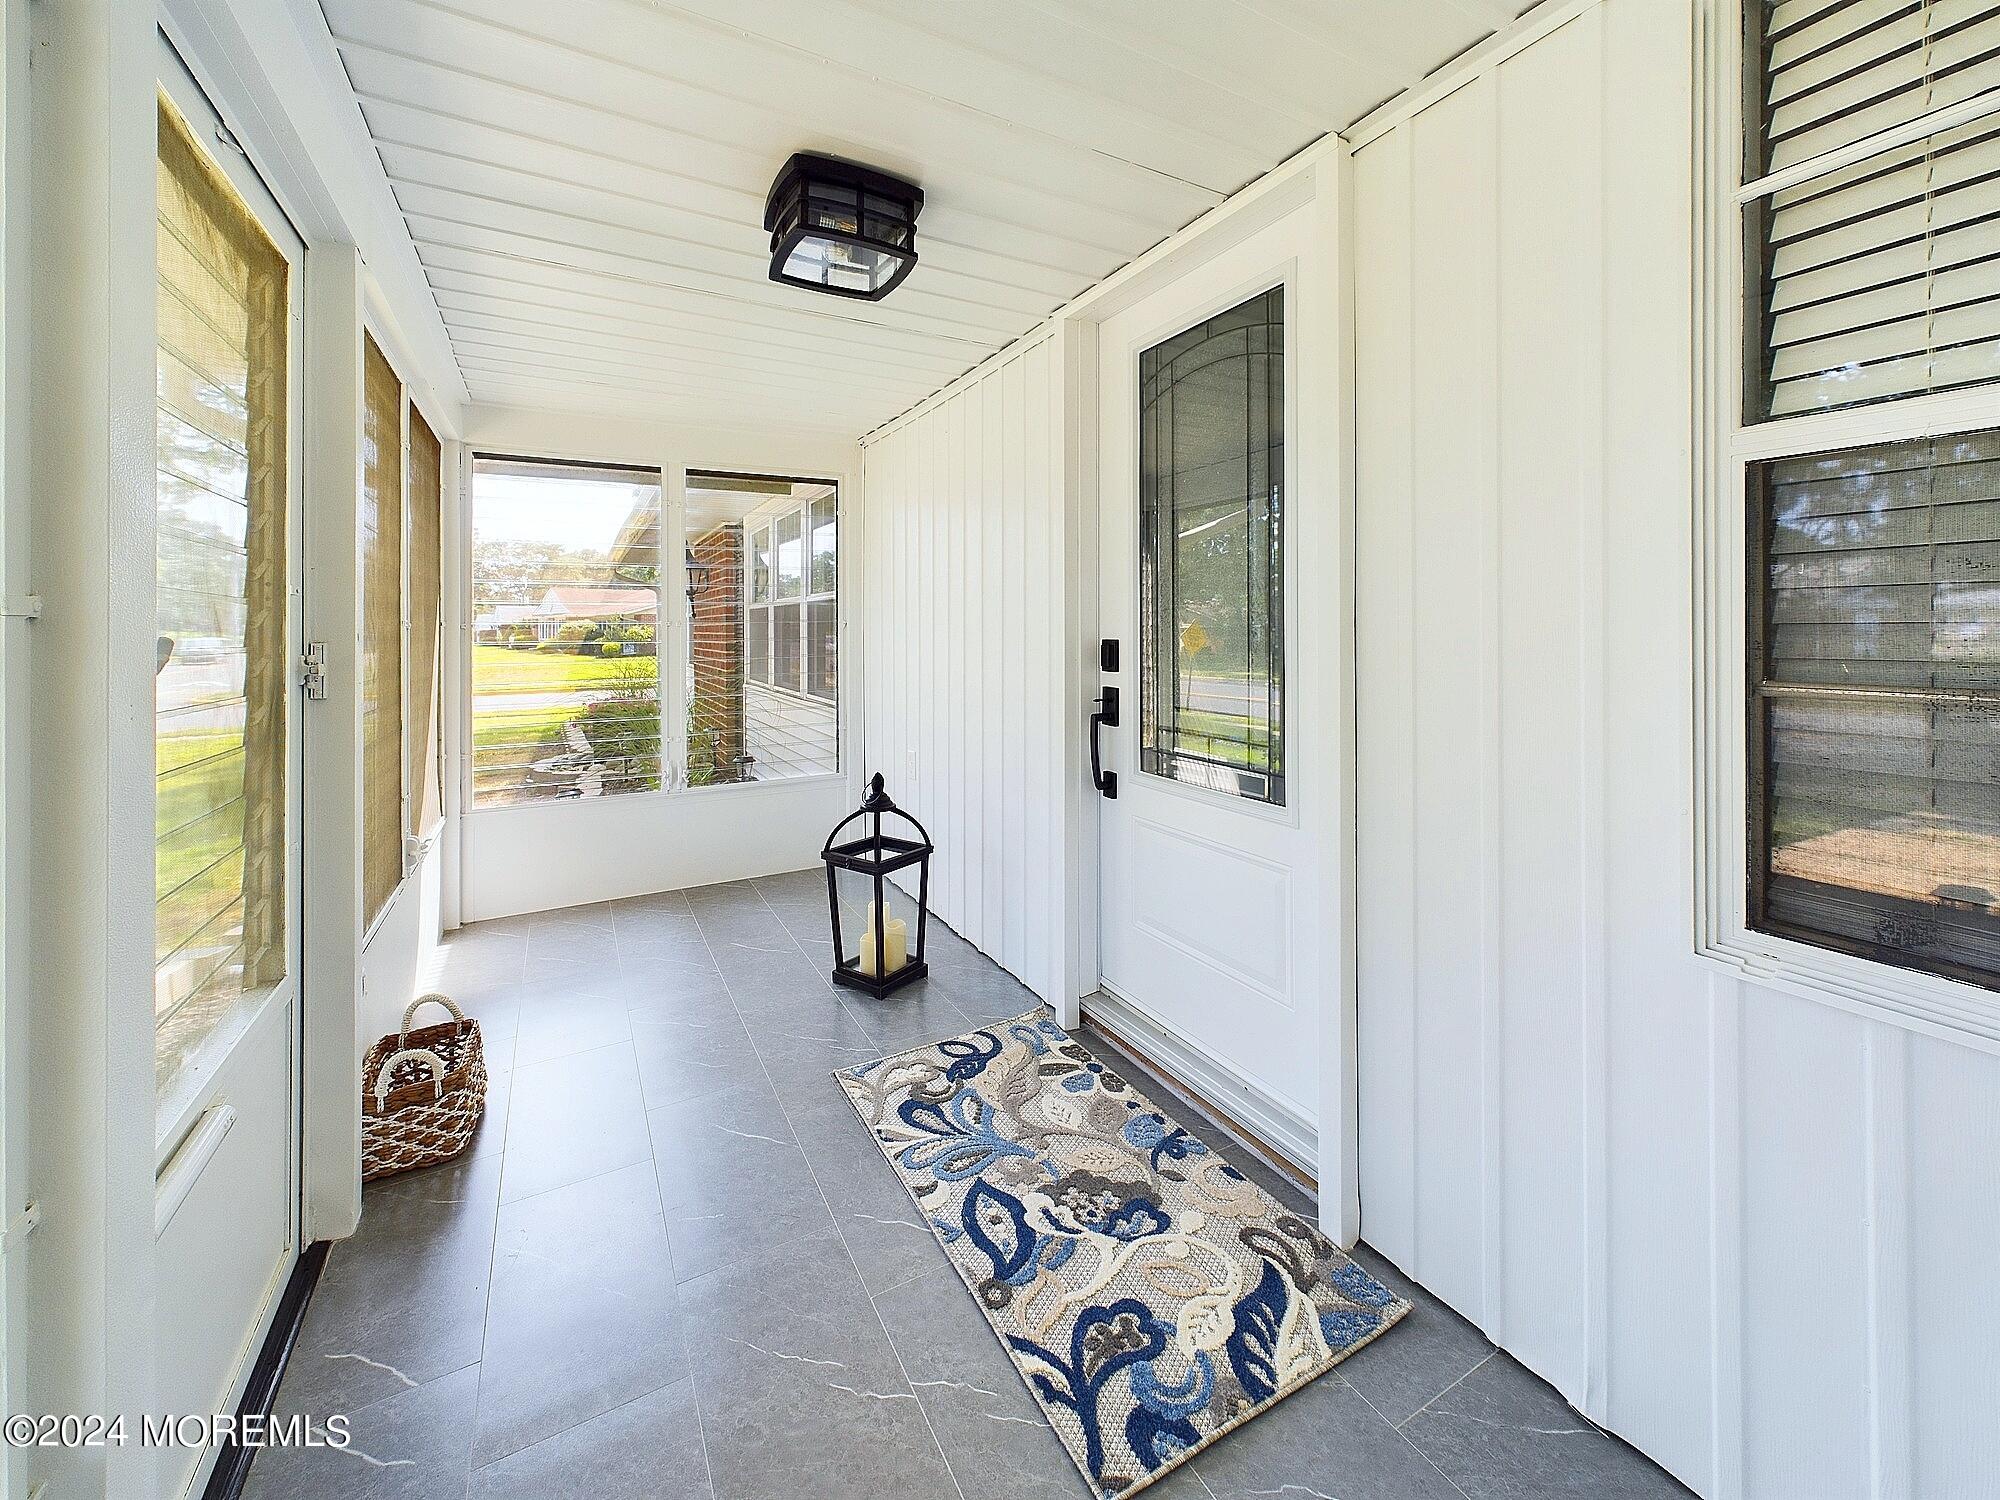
[1137,286,1286,804]
[154,94,290,1095]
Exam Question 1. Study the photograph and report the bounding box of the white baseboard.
[1083,985,1318,1178]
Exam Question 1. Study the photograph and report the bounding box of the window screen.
[1742,1,2000,991]
[468,455,663,806]
[689,472,839,781]
[1748,428,2000,986]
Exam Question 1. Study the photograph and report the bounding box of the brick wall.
[688,524,747,784]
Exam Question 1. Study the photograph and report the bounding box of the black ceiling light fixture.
[764,152,924,301]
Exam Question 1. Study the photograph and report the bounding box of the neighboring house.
[524,584,658,642]
[470,601,539,643]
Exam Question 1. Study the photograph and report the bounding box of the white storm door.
[1092,218,1326,1168]
[153,34,305,1497]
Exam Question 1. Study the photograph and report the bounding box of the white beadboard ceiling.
[316,0,1530,439]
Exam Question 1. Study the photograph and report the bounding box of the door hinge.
[1,593,42,620]
[2,1199,41,1255]
[300,641,327,700]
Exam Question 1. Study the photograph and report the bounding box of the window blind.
[361,335,404,927]
[1754,113,2000,416]
[407,407,442,837]
[1756,0,2000,176]
[1750,427,2000,984]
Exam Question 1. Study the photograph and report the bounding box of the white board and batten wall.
[1352,1,1998,1496]
[855,1,2000,1496]
[858,329,1085,1014]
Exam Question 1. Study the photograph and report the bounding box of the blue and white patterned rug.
[837,1010,1411,1497]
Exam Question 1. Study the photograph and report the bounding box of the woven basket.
[361,994,487,1182]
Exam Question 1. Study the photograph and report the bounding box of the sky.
[471,470,659,553]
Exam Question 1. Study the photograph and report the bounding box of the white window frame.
[740,488,838,706]
[462,451,668,811]
[1694,0,2000,1051]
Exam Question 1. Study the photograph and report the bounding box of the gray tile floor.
[249,873,1691,1500]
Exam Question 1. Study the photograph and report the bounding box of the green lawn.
[1175,708,1275,771]
[472,643,654,693]
[156,728,247,971]
[472,702,574,800]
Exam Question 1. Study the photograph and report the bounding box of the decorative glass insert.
[1748,426,2000,987]
[1137,286,1286,805]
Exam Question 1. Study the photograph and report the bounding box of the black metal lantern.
[822,773,932,997]
[765,152,924,301]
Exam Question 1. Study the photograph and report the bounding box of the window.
[686,472,839,784]
[154,92,290,1091]
[360,335,403,926]
[1137,286,1286,805]
[1742,2,2000,989]
[470,455,663,806]
[407,408,444,836]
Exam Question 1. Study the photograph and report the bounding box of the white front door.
[1092,210,1328,1172]
[153,35,305,1495]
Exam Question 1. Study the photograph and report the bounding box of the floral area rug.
[836,1010,1411,1497]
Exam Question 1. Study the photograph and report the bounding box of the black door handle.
[1091,687,1119,799]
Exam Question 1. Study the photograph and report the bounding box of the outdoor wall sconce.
[822,773,932,997]
[684,545,713,602]
[765,152,924,301]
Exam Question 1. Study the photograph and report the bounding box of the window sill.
[462,770,847,819]
[1696,923,2000,1057]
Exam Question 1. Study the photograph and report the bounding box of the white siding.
[745,682,837,781]
[861,330,1070,1004]
[1353,4,2000,1497]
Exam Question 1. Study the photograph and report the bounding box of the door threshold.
[1080,989,1317,1195]
[198,1240,331,1500]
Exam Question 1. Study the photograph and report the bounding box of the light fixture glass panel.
[783,238,899,295]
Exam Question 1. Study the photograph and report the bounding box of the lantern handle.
[822,774,934,856]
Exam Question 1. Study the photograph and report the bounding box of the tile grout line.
[456,913,689,1482]
[717,884,971,1500]
[1339,1371,1481,1500]
[1395,1349,1499,1432]
[461,938,530,1489]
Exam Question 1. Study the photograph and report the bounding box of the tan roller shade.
[408,408,443,836]
[362,334,404,928]
[154,92,291,1093]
